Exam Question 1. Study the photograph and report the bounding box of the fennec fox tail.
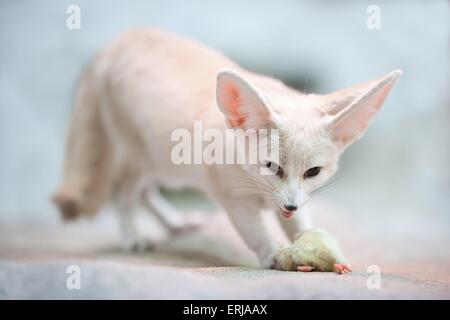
[52,67,112,221]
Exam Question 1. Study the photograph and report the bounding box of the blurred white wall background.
[0,1,448,245]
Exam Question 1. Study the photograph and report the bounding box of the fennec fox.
[53,29,401,273]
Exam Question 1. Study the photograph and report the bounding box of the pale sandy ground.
[1,201,449,299]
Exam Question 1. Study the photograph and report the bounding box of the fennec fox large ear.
[216,70,278,130]
[321,70,402,150]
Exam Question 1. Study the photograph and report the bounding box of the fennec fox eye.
[265,161,284,178]
[303,166,321,179]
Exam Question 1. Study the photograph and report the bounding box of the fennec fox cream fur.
[53,29,401,273]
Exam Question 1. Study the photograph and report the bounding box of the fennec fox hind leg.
[116,179,200,251]
[142,185,201,235]
[116,189,154,252]
[113,165,156,252]
[115,162,200,250]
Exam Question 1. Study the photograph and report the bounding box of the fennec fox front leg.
[219,199,279,268]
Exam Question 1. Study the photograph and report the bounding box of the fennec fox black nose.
[284,205,298,212]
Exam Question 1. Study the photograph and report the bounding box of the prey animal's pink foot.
[296,265,315,272]
[334,263,352,274]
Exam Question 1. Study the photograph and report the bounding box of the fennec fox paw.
[272,229,350,274]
